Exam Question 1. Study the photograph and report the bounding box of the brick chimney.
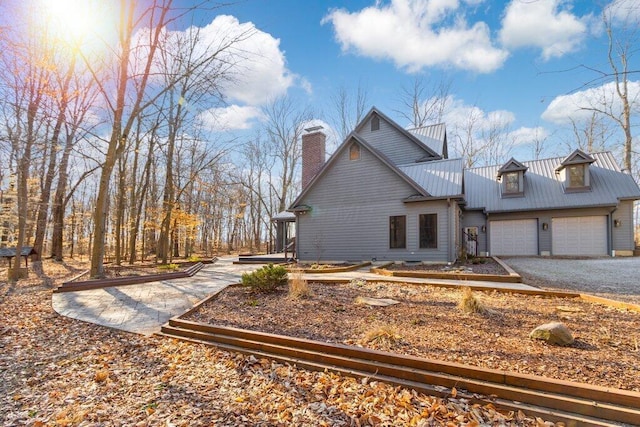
[301,126,326,189]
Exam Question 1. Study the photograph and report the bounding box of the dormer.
[555,149,595,192]
[497,158,528,197]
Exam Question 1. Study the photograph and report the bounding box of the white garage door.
[552,216,607,256]
[490,219,538,256]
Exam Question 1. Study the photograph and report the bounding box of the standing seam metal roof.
[398,158,463,198]
[407,123,446,157]
[464,152,640,212]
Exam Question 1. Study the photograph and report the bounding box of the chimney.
[301,126,326,189]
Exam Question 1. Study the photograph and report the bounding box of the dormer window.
[504,172,519,194]
[555,149,594,192]
[497,158,527,198]
[568,164,585,187]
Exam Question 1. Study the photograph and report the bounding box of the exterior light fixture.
[542,223,548,230]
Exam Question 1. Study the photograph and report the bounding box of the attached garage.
[489,219,538,256]
[552,216,607,256]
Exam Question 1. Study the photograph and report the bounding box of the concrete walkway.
[306,267,539,291]
[51,258,261,336]
[52,257,540,336]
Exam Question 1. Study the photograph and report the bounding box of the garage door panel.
[490,220,538,256]
[552,216,607,256]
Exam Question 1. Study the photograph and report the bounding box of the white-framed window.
[568,164,585,187]
[504,172,519,193]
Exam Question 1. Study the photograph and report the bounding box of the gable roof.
[355,107,442,161]
[555,149,596,172]
[464,152,640,213]
[289,133,430,210]
[407,123,447,158]
[497,158,528,177]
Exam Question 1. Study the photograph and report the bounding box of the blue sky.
[23,0,639,163]
[176,0,640,162]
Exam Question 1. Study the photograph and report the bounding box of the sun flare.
[42,0,95,42]
[38,0,116,58]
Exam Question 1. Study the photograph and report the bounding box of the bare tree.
[0,6,54,281]
[262,96,313,214]
[395,76,452,128]
[576,1,639,172]
[567,112,614,154]
[329,81,369,141]
[154,22,244,264]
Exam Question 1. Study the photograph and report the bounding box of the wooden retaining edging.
[53,262,205,293]
[160,316,640,426]
[370,257,522,283]
[290,261,372,274]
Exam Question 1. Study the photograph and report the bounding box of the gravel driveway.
[502,257,640,304]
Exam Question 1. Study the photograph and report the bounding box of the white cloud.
[211,15,296,105]
[199,105,263,131]
[509,126,549,146]
[604,0,640,25]
[323,0,508,73]
[133,15,295,107]
[499,0,590,60]
[442,96,515,130]
[541,80,640,124]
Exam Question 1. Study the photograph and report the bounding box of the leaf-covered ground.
[187,280,640,392]
[1,261,550,426]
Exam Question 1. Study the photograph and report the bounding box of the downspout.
[448,198,455,262]
[294,214,300,261]
[609,206,617,256]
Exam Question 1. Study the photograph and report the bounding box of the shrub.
[289,269,312,299]
[158,263,179,271]
[241,264,288,293]
[187,255,202,262]
[362,325,402,346]
[458,286,496,315]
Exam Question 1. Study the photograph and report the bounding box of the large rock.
[529,322,574,346]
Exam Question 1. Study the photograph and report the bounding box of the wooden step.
[54,262,205,293]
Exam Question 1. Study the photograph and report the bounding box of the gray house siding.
[357,117,430,165]
[296,145,453,262]
[612,200,635,252]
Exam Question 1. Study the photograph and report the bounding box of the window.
[349,143,360,160]
[389,215,406,249]
[568,164,584,187]
[504,172,519,193]
[371,115,380,131]
[419,214,437,248]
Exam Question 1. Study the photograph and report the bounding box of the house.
[288,107,640,262]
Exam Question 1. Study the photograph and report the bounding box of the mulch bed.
[1,260,551,426]
[186,280,640,392]
[385,258,507,275]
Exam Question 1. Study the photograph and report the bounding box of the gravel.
[502,257,640,304]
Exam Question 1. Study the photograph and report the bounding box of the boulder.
[529,322,574,346]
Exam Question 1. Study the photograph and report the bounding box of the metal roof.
[398,158,463,198]
[407,123,446,156]
[271,210,296,221]
[464,152,640,213]
[0,246,36,257]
